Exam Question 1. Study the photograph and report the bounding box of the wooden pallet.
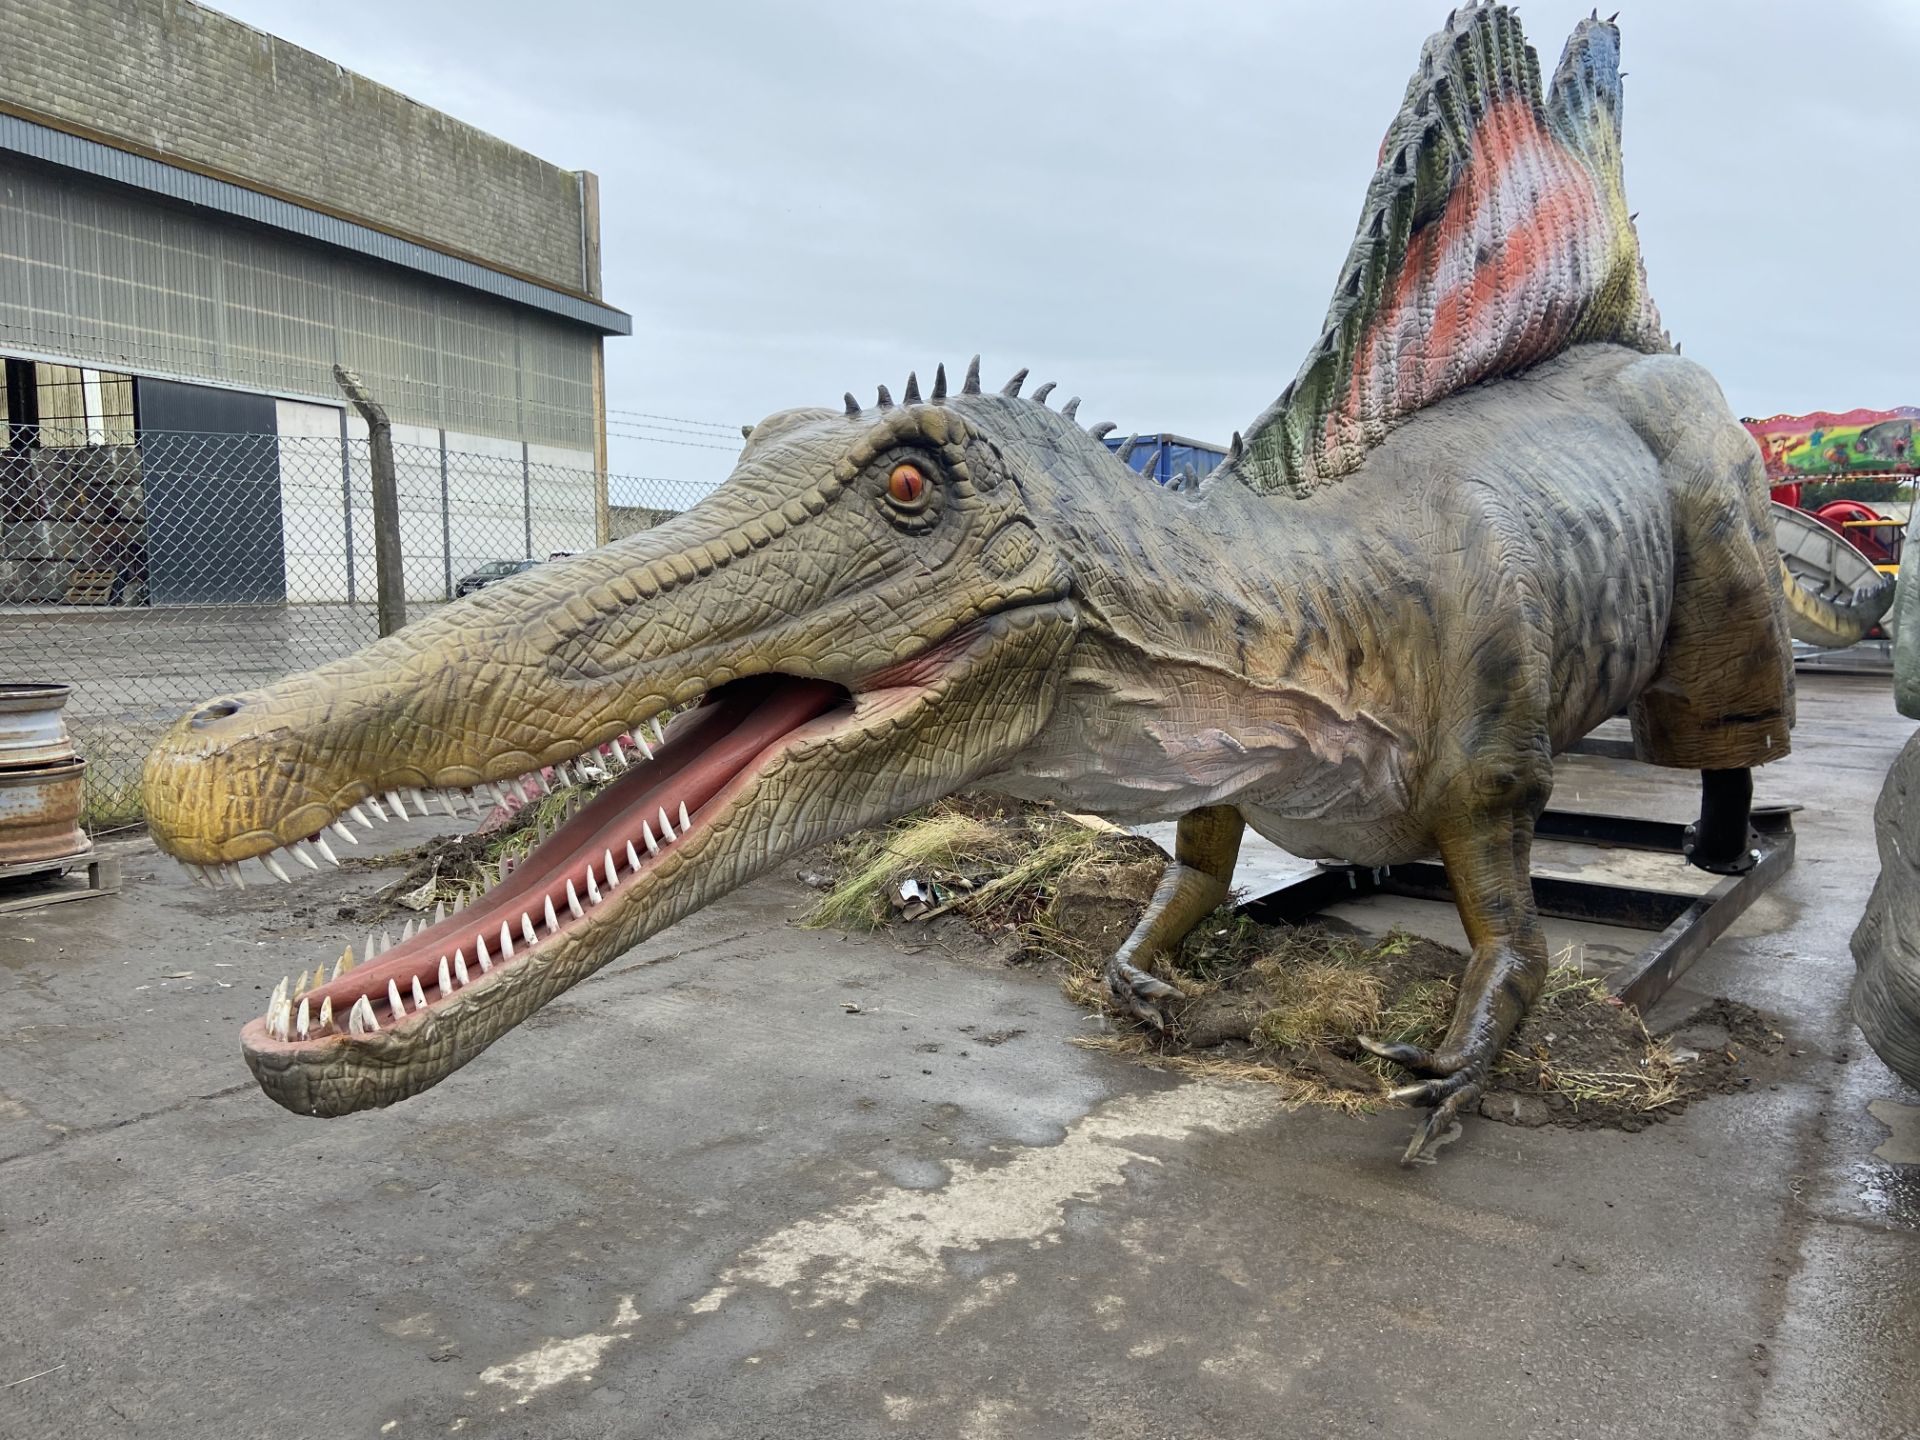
[63,569,117,605]
[0,848,121,913]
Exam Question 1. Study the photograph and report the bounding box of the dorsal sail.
[1232,3,1669,497]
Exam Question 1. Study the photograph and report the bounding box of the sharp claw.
[1390,1081,1434,1104]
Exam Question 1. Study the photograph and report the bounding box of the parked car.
[454,558,538,596]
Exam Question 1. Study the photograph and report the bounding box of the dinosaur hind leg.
[1361,808,1549,1164]
[1106,805,1244,1030]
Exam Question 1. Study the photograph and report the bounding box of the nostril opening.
[191,698,244,727]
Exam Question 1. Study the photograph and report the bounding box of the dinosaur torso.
[979,344,1688,863]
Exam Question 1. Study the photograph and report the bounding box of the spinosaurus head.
[143,359,1144,1115]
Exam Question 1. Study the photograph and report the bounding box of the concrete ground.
[2,671,1916,1439]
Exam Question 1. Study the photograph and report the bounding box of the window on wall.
[33,363,136,448]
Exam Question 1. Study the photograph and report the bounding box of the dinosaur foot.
[1357,1035,1485,1166]
[1106,957,1183,1031]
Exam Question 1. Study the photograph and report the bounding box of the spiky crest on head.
[834,360,1137,473]
[1230,2,1668,497]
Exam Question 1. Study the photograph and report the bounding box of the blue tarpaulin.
[1102,432,1228,485]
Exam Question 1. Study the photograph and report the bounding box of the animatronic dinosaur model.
[145,3,1891,1161]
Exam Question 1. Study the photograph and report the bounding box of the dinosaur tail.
[1779,558,1895,649]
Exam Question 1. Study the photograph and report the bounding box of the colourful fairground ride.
[1747,409,1913,647]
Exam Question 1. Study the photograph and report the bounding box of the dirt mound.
[807,797,1789,1133]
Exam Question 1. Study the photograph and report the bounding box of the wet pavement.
[1,671,1915,1438]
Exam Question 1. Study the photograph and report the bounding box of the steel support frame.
[1238,806,1797,1014]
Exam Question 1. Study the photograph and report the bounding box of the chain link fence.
[0,424,716,827]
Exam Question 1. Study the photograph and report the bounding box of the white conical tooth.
[626,841,642,872]
[268,976,289,1015]
[437,790,458,817]
[451,892,467,915]
[649,716,666,744]
[315,836,339,866]
[292,969,309,999]
[227,863,246,889]
[642,820,658,856]
[637,732,655,761]
[331,820,359,846]
[365,796,389,822]
[499,922,514,959]
[476,932,491,972]
[678,801,691,833]
[349,803,373,829]
[521,913,537,947]
[347,997,365,1035]
[657,807,676,842]
[388,978,406,1022]
[566,879,584,919]
[454,949,470,986]
[609,739,628,770]
[318,995,333,1032]
[432,900,444,926]
[365,931,378,960]
[293,842,319,871]
[585,869,601,904]
[262,852,293,884]
[438,955,452,997]
[381,929,394,954]
[296,996,311,1040]
[544,895,560,932]
[359,995,380,1033]
[411,975,428,1011]
[339,943,357,975]
[386,790,409,821]
[604,851,619,890]
[403,918,418,943]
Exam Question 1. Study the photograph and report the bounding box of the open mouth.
[241,673,852,1056]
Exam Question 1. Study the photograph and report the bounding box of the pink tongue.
[300,678,849,1020]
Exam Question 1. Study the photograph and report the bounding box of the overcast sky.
[216,0,1919,493]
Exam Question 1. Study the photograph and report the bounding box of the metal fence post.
[522,441,533,560]
[338,406,356,604]
[439,429,452,601]
[334,365,406,637]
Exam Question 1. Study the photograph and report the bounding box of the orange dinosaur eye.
[887,463,927,507]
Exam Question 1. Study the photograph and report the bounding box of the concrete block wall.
[3,0,592,295]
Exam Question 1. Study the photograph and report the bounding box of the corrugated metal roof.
[0,112,631,337]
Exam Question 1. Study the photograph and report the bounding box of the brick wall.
[2,0,590,295]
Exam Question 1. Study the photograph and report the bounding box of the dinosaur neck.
[1070,473,1390,692]
[994,464,1420,822]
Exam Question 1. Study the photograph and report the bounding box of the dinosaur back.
[1234,3,1670,497]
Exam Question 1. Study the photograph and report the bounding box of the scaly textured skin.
[143,4,1887,1159]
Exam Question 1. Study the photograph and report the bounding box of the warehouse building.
[0,0,630,605]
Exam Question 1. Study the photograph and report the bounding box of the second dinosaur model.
[142,3,1891,1162]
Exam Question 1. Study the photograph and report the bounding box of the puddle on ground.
[1857,1100,1920,1227]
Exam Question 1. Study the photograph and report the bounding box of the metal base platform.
[0,845,121,914]
[1236,805,1796,1014]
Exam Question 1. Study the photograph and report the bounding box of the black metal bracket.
[1237,805,1797,1014]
